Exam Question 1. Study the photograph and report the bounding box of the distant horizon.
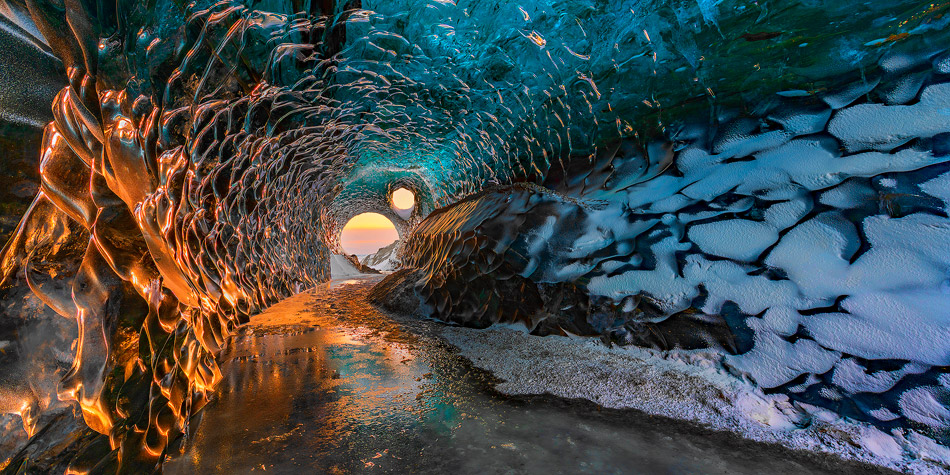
[340,213,398,255]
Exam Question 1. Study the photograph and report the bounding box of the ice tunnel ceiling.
[0,0,949,471]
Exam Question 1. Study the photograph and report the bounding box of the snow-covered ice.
[442,324,950,474]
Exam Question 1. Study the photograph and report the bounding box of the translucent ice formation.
[0,0,947,471]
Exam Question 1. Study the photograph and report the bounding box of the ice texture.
[374,67,950,459]
[0,0,948,471]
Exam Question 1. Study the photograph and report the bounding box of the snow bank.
[442,325,950,474]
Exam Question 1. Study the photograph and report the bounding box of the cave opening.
[0,0,948,472]
[339,212,399,257]
[391,187,415,211]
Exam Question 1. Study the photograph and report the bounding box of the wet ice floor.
[164,276,894,474]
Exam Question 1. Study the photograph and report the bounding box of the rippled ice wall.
[0,0,948,471]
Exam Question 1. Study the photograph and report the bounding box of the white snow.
[440,324,950,474]
[360,241,402,272]
[921,171,950,214]
[832,358,928,395]
[767,107,832,135]
[726,321,839,389]
[828,82,950,152]
[819,180,876,209]
[900,387,950,429]
[687,219,777,262]
[807,292,950,364]
[329,254,366,278]
[585,200,950,391]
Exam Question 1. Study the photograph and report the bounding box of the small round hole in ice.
[392,188,415,210]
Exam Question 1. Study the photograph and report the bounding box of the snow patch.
[441,325,950,474]
[329,254,366,278]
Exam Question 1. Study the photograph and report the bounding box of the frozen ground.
[442,324,950,474]
[165,277,925,474]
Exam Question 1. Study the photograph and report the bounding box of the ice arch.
[0,0,946,470]
[323,170,434,253]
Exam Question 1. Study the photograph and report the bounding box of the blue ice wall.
[0,0,949,470]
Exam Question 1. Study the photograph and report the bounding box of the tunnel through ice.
[0,0,949,471]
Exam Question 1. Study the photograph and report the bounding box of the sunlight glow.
[392,188,415,210]
[340,213,398,255]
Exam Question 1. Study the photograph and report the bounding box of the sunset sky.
[340,212,398,255]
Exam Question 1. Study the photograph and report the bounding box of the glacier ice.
[0,0,947,471]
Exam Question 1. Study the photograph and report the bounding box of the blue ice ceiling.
[0,0,948,471]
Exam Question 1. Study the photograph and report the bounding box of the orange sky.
[340,213,398,255]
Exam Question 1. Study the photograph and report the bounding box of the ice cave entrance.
[340,212,399,256]
[391,187,415,219]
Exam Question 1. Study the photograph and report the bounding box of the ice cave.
[0,0,949,473]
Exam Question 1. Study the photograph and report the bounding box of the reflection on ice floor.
[165,276,895,474]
